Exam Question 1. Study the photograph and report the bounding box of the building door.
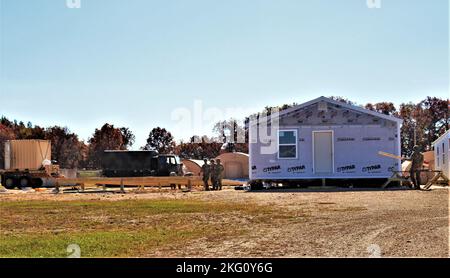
[225,162,243,179]
[313,131,333,174]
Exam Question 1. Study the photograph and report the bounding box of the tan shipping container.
[4,140,51,170]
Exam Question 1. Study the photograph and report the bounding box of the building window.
[278,130,298,159]
[443,143,446,165]
[437,147,440,167]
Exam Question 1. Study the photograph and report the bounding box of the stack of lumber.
[55,176,244,187]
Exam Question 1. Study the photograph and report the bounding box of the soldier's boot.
[415,172,421,190]
[414,182,421,190]
[409,173,416,189]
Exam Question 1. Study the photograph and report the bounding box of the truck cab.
[157,154,182,176]
[101,150,183,177]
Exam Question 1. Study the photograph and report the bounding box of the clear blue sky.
[0,0,448,148]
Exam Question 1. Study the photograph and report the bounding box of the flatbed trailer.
[0,166,60,189]
[1,140,60,189]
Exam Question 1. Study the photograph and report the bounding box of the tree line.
[0,95,448,169]
[0,120,135,169]
[0,117,246,169]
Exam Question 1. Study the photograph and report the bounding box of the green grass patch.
[1,229,201,258]
[0,199,278,257]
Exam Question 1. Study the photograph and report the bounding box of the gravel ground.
[1,186,448,257]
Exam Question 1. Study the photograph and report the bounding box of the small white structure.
[432,130,450,178]
[248,96,403,181]
[181,159,204,176]
[216,152,249,180]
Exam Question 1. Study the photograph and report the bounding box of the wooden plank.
[378,151,403,160]
[56,177,196,186]
[378,151,429,167]
[55,176,244,187]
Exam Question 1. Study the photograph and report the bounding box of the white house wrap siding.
[432,130,450,178]
[249,97,403,180]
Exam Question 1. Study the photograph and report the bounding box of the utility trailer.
[0,140,60,189]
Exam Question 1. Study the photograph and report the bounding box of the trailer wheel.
[249,180,263,191]
[19,177,30,188]
[31,178,43,189]
[4,177,16,189]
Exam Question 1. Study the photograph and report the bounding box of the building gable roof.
[250,96,403,126]
[432,129,450,145]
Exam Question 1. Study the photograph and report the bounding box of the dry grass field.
[0,187,448,258]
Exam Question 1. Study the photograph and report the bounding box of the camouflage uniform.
[210,160,217,190]
[215,159,225,190]
[409,145,424,190]
[200,159,211,191]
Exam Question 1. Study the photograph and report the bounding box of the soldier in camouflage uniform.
[200,159,211,191]
[210,159,217,190]
[215,159,225,191]
[409,145,424,190]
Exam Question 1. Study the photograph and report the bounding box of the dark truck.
[101,150,183,177]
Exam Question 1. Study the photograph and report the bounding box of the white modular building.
[432,130,450,178]
[249,96,403,181]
